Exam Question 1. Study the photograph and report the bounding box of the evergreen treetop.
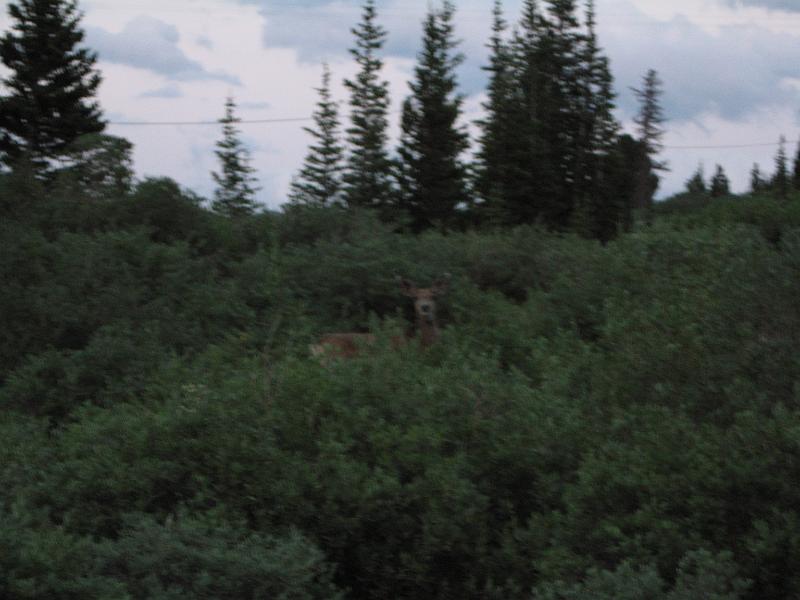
[342,0,393,212]
[397,0,468,232]
[0,0,104,173]
[211,97,260,218]
[750,163,766,194]
[289,63,344,207]
[631,68,666,223]
[773,135,789,200]
[686,164,706,194]
[709,164,730,198]
[632,69,666,169]
[474,0,513,219]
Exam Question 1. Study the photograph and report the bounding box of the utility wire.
[109,109,405,127]
[110,116,314,126]
[665,139,799,150]
[107,116,798,151]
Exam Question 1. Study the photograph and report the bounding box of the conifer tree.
[496,0,554,226]
[342,0,393,213]
[709,164,729,198]
[686,164,706,194]
[474,0,514,223]
[792,137,800,191]
[632,68,666,222]
[211,97,259,217]
[0,0,104,173]
[538,0,584,229]
[750,163,766,194]
[576,0,621,241]
[289,64,344,207]
[773,135,789,200]
[396,0,468,232]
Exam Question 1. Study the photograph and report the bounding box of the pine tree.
[792,136,800,191]
[342,0,393,213]
[576,0,621,241]
[539,0,584,229]
[709,164,729,198]
[497,0,554,226]
[0,0,104,173]
[474,0,514,223]
[750,163,766,194]
[631,68,666,223]
[604,134,647,234]
[289,64,344,207]
[211,97,259,217]
[632,69,666,165]
[396,0,468,232]
[686,164,706,194]
[773,135,789,200]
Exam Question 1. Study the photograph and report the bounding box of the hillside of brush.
[2,177,800,599]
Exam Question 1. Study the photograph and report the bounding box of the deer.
[310,274,450,362]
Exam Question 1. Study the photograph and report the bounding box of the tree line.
[285,0,668,242]
[0,0,670,244]
[684,134,800,199]
[3,0,797,241]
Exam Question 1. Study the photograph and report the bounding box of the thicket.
[3,0,800,598]
[2,169,800,598]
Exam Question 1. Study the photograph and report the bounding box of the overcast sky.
[2,0,800,207]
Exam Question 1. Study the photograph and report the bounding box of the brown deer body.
[310,275,449,362]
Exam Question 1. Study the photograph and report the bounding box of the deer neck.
[416,317,440,347]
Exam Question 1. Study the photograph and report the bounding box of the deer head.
[396,273,450,344]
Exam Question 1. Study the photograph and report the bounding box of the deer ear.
[431,273,451,296]
[396,276,416,297]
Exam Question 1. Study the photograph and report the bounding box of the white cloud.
[87,16,239,84]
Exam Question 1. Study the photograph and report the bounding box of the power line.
[110,116,313,126]
[665,139,799,150]
[107,115,797,152]
[109,109,405,127]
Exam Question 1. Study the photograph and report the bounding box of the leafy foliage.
[3,3,800,599]
[3,181,800,598]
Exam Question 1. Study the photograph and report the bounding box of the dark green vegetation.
[3,0,800,598]
[0,0,104,173]
[3,173,800,598]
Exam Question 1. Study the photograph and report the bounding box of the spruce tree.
[632,68,666,222]
[709,164,729,198]
[342,0,393,213]
[773,135,789,200]
[474,0,514,223]
[792,136,800,191]
[633,69,666,166]
[498,0,554,226]
[750,163,766,194]
[686,164,706,194]
[0,0,104,173]
[211,97,259,217]
[289,63,344,207]
[577,0,621,241]
[396,0,468,232]
[538,0,583,229]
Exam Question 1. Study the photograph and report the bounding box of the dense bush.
[2,188,800,598]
